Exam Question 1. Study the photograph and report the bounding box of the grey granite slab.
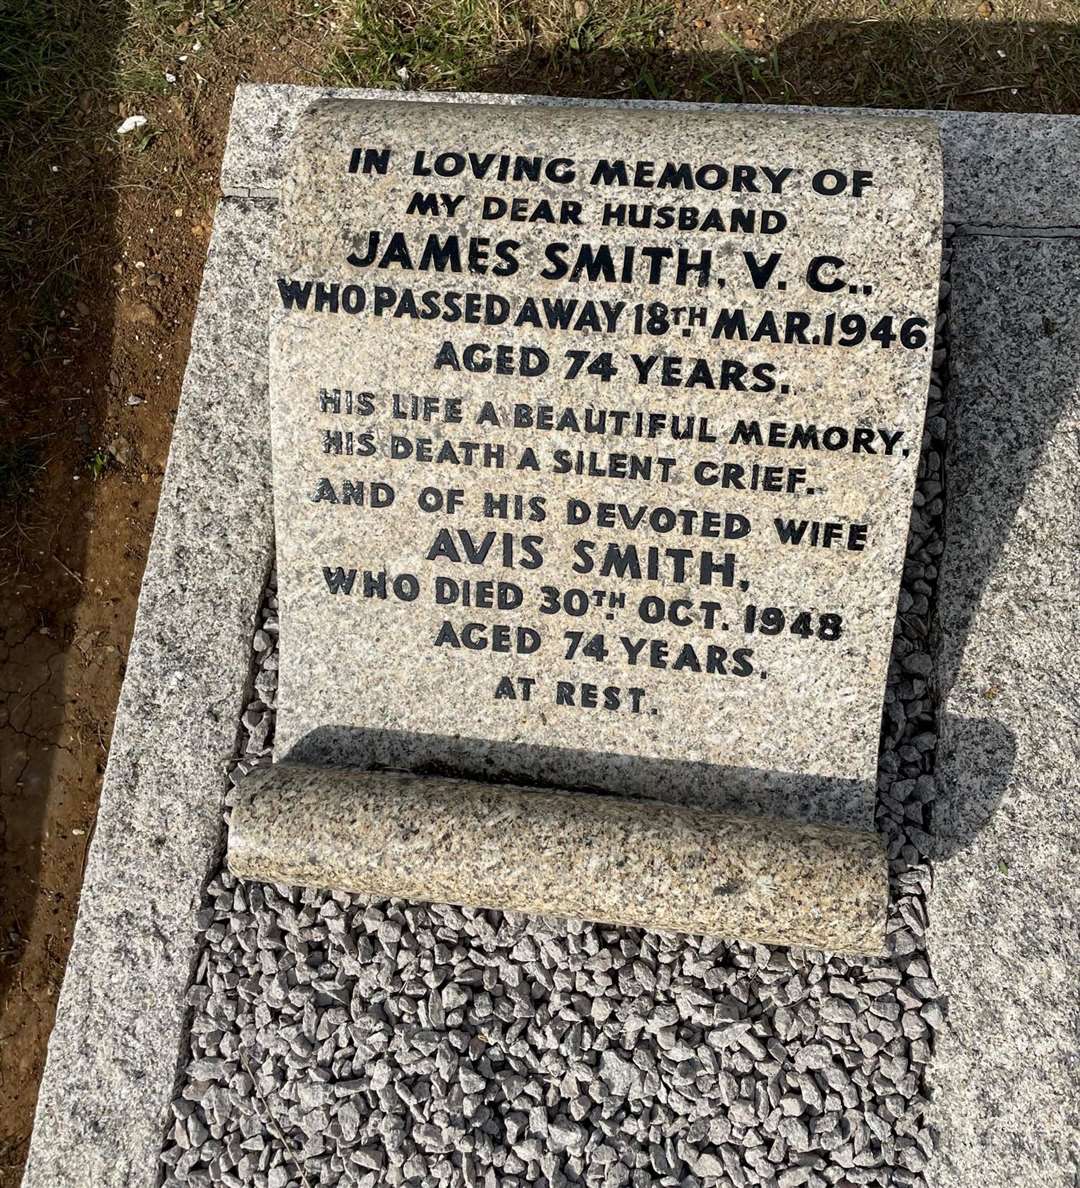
[223,84,1080,229]
[929,236,1080,1188]
[22,199,276,1187]
[269,98,941,831]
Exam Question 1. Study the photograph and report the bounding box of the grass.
[0,0,270,358]
[0,0,122,348]
[329,0,674,95]
[331,0,531,91]
[86,448,111,482]
[119,0,250,92]
[327,0,1080,109]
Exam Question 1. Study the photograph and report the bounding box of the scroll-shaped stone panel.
[269,100,942,825]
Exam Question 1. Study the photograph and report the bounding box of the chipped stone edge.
[221,84,1080,230]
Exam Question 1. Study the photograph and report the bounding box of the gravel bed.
[161,239,954,1188]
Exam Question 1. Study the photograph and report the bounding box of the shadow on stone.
[932,713,1017,860]
[930,236,1078,856]
[281,725,876,830]
[301,18,1080,867]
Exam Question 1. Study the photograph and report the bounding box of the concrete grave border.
[23,88,1080,1188]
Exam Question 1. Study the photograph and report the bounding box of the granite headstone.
[268,99,942,824]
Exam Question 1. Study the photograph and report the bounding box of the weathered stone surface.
[229,764,888,953]
[930,236,1080,1188]
[22,200,276,1187]
[269,99,941,828]
[223,84,1080,229]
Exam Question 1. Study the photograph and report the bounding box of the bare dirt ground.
[1,0,1077,1182]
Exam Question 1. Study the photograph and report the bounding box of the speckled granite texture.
[229,765,887,953]
[22,199,276,1188]
[223,86,1080,231]
[928,237,1080,1188]
[270,99,941,831]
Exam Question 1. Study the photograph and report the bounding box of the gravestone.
[269,100,942,827]
[24,86,1080,1188]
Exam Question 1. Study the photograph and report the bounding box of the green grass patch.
[331,0,530,91]
[86,447,111,481]
[330,0,675,96]
[118,0,251,93]
[327,0,1080,110]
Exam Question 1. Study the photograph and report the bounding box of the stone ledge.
[228,765,889,954]
[22,198,277,1188]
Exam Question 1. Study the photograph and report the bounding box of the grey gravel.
[161,252,952,1187]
